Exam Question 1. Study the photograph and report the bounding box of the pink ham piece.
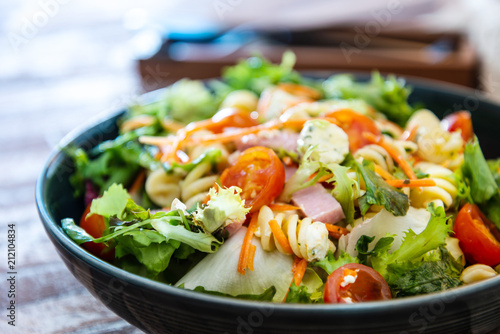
[292,183,345,224]
[284,165,298,182]
[234,130,299,153]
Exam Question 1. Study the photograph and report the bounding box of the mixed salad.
[63,52,500,303]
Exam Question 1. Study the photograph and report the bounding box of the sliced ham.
[292,183,345,224]
[284,165,298,182]
[234,130,299,153]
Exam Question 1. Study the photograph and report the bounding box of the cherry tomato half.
[220,146,285,213]
[186,108,259,134]
[454,203,500,266]
[324,263,392,303]
[326,109,381,151]
[79,203,114,261]
[441,111,473,142]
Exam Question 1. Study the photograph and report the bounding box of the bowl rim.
[35,75,500,314]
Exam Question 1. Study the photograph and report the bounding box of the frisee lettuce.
[314,250,359,275]
[370,204,451,279]
[192,186,250,234]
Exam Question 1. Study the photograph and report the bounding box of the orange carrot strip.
[187,122,280,146]
[317,173,334,183]
[268,204,300,211]
[292,258,308,286]
[283,257,308,302]
[325,224,349,239]
[268,220,293,254]
[247,244,256,272]
[237,214,258,275]
[129,170,145,195]
[386,178,436,188]
[364,132,417,180]
[121,115,155,132]
[185,116,340,146]
[400,124,419,141]
[374,165,395,180]
[278,83,322,100]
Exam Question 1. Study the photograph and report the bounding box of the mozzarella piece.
[297,119,349,164]
[303,221,330,262]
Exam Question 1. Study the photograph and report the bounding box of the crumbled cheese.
[340,274,357,287]
[297,119,349,164]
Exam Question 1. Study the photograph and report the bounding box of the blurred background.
[1,0,500,332]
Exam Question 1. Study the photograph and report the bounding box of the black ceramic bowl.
[36,78,500,334]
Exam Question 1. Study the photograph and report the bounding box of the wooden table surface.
[0,1,158,333]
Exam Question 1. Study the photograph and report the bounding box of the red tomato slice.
[454,203,500,266]
[79,203,114,261]
[186,108,259,134]
[441,111,473,142]
[220,146,285,213]
[326,109,381,151]
[324,263,392,303]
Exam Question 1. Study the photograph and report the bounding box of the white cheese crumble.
[340,274,357,288]
[297,119,349,164]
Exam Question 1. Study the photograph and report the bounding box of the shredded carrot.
[317,173,334,183]
[374,165,395,180]
[268,219,293,254]
[364,132,417,180]
[283,257,308,302]
[238,214,258,275]
[186,122,280,146]
[278,83,321,100]
[400,124,419,141]
[325,224,349,239]
[292,258,308,286]
[184,116,341,146]
[291,255,302,271]
[247,244,256,271]
[282,156,293,166]
[121,115,155,133]
[386,178,436,188]
[129,170,145,195]
[268,204,300,211]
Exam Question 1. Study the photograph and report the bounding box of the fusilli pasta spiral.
[406,109,464,170]
[145,168,182,208]
[410,162,457,209]
[180,161,218,209]
[255,205,332,262]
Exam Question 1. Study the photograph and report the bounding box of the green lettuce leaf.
[329,163,357,224]
[114,231,180,277]
[61,218,94,245]
[221,51,307,95]
[354,160,409,216]
[90,183,130,219]
[462,137,498,204]
[371,204,451,278]
[151,217,221,253]
[163,148,221,173]
[314,250,359,275]
[322,72,414,126]
[386,247,463,297]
